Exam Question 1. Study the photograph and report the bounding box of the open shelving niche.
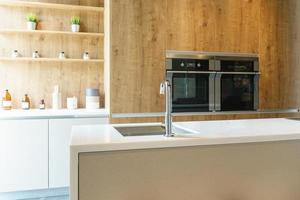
[0,0,107,110]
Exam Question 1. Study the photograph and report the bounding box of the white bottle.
[52,85,62,109]
[59,52,66,59]
[32,51,40,58]
[11,50,20,58]
[83,51,90,60]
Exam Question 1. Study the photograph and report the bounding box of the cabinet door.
[0,119,48,192]
[49,118,108,188]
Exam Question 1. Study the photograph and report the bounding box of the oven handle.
[166,71,217,74]
[216,72,260,75]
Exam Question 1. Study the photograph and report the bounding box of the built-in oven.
[214,56,259,111]
[166,51,260,113]
[166,55,216,112]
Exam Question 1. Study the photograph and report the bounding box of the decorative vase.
[27,21,37,30]
[71,24,80,32]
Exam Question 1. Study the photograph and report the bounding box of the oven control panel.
[170,59,210,71]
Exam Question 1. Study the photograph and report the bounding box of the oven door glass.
[170,73,213,112]
[220,74,255,111]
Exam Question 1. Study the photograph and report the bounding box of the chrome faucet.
[160,80,173,137]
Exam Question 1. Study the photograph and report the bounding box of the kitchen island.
[70,118,300,200]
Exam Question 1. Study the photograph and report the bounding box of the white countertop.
[70,118,300,153]
[0,108,109,120]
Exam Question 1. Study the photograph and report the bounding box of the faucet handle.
[160,82,165,94]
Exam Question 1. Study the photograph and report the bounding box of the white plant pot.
[71,24,80,32]
[27,22,37,30]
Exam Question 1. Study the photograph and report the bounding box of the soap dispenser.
[52,85,62,109]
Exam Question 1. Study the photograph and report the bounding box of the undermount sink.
[114,125,194,137]
[114,125,166,137]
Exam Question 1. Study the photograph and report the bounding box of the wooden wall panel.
[110,0,167,113]
[166,0,259,52]
[110,0,296,123]
[286,0,300,108]
[258,0,285,109]
[214,0,259,53]
[166,0,216,51]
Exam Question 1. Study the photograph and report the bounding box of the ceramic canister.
[86,88,100,109]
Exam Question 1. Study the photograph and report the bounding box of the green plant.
[71,16,80,25]
[26,13,38,23]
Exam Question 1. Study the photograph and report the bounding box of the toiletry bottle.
[2,89,12,110]
[52,85,62,109]
[83,51,90,60]
[59,52,65,59]
[21,94,30,110]
[39,99,45,110]
[32,51,40,58]
[11,50,19,58]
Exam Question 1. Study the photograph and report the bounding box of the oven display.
[171,59,210,71]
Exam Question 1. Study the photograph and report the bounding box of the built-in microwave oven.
[166,51,259,113]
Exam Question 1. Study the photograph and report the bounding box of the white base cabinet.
[0,119,48,192]
[49,118,108,188]
[0,117,108,193]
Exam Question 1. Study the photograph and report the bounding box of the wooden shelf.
[0,0,103,12]
[0,57,104,63]
[0,29,104,37]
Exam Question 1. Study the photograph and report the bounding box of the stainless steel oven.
[166,51,259,113]
[166,53,216,112]
[214,56,259,111]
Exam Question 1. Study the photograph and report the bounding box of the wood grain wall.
[286,0,300,108]
[110,0,297,123]
[0,0,104,108]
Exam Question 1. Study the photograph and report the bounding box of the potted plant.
[26,13,38,30]
[71,16,80,32]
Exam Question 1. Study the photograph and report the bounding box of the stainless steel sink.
[114,126,166,137]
